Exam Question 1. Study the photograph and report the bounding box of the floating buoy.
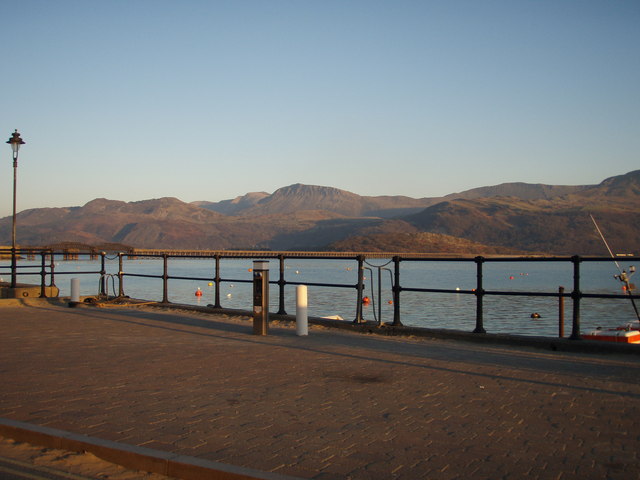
[362,296,370,305]
[248,268,253,272]
[195,288,203,297]
[530,312,541,319]
[208,282,213,286]
[227,293,232,298]
[509,276,515,280]
[387,300,393,305]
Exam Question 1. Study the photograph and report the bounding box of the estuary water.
[2,256,638,338]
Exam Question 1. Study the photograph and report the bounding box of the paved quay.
[1,298,639,480]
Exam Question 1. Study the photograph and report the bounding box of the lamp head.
[6,130,25,153]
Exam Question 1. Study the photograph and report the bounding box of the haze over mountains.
[1,171,638,255]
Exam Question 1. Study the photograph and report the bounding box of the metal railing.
[2,248,638,339]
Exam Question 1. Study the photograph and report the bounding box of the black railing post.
[354,255,365,323]
[473,256,486,333]
[162,254,169,303]
[118,253,124,297]
[99,252,107,296]
[49,251,56,288]
[10,246,17,288]
[213,254,221,308]
[558,286,565,338]
[570,256,582,340]
[277,254,287,315]
[39,250,47,298]
[391,255,402,326]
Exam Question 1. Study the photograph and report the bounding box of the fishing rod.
[590,214,640,322]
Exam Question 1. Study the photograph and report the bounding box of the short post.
[296,285,308,336]
[252,260,270,335]
[558,286,565,338]
[69,278,80,307]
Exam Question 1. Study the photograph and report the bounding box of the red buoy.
[195,288,203,297]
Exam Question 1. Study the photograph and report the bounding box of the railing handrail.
[1,249,638,339]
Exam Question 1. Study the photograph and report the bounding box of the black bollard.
[252,260,270,335]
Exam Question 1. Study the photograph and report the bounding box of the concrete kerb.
[0,418,303,480]
[0,297,69,308]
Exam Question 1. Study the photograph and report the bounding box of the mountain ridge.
[1,170,638,254]
[192,179,592,218]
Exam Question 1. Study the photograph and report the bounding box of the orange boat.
[583,327,640,344]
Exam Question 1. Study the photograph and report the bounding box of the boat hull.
[582,329,640,344]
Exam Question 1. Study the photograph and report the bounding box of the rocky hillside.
[192,191,269,216]
[401,171,640,255]
[328,231,521,255]
[196,183,433,218]
[441,182,588,202]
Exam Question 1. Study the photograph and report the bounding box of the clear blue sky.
[1,0,638,217]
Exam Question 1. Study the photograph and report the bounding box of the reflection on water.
[1,256,637,338]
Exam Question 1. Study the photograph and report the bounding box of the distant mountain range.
[192,181,588,218]
[1,170,638,255]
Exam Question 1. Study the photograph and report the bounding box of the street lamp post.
[6,130,25,289]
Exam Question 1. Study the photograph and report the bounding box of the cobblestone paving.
[1,300,639,479]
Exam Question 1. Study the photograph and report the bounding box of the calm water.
[2,256,638,338]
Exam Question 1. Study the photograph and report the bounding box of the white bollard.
[296,285,308,336]
[70,278,80,303]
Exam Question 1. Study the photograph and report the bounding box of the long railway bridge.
[22,243,515,260]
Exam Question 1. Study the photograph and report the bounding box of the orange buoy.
[362,296,370,305]
[195,288,203,297]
